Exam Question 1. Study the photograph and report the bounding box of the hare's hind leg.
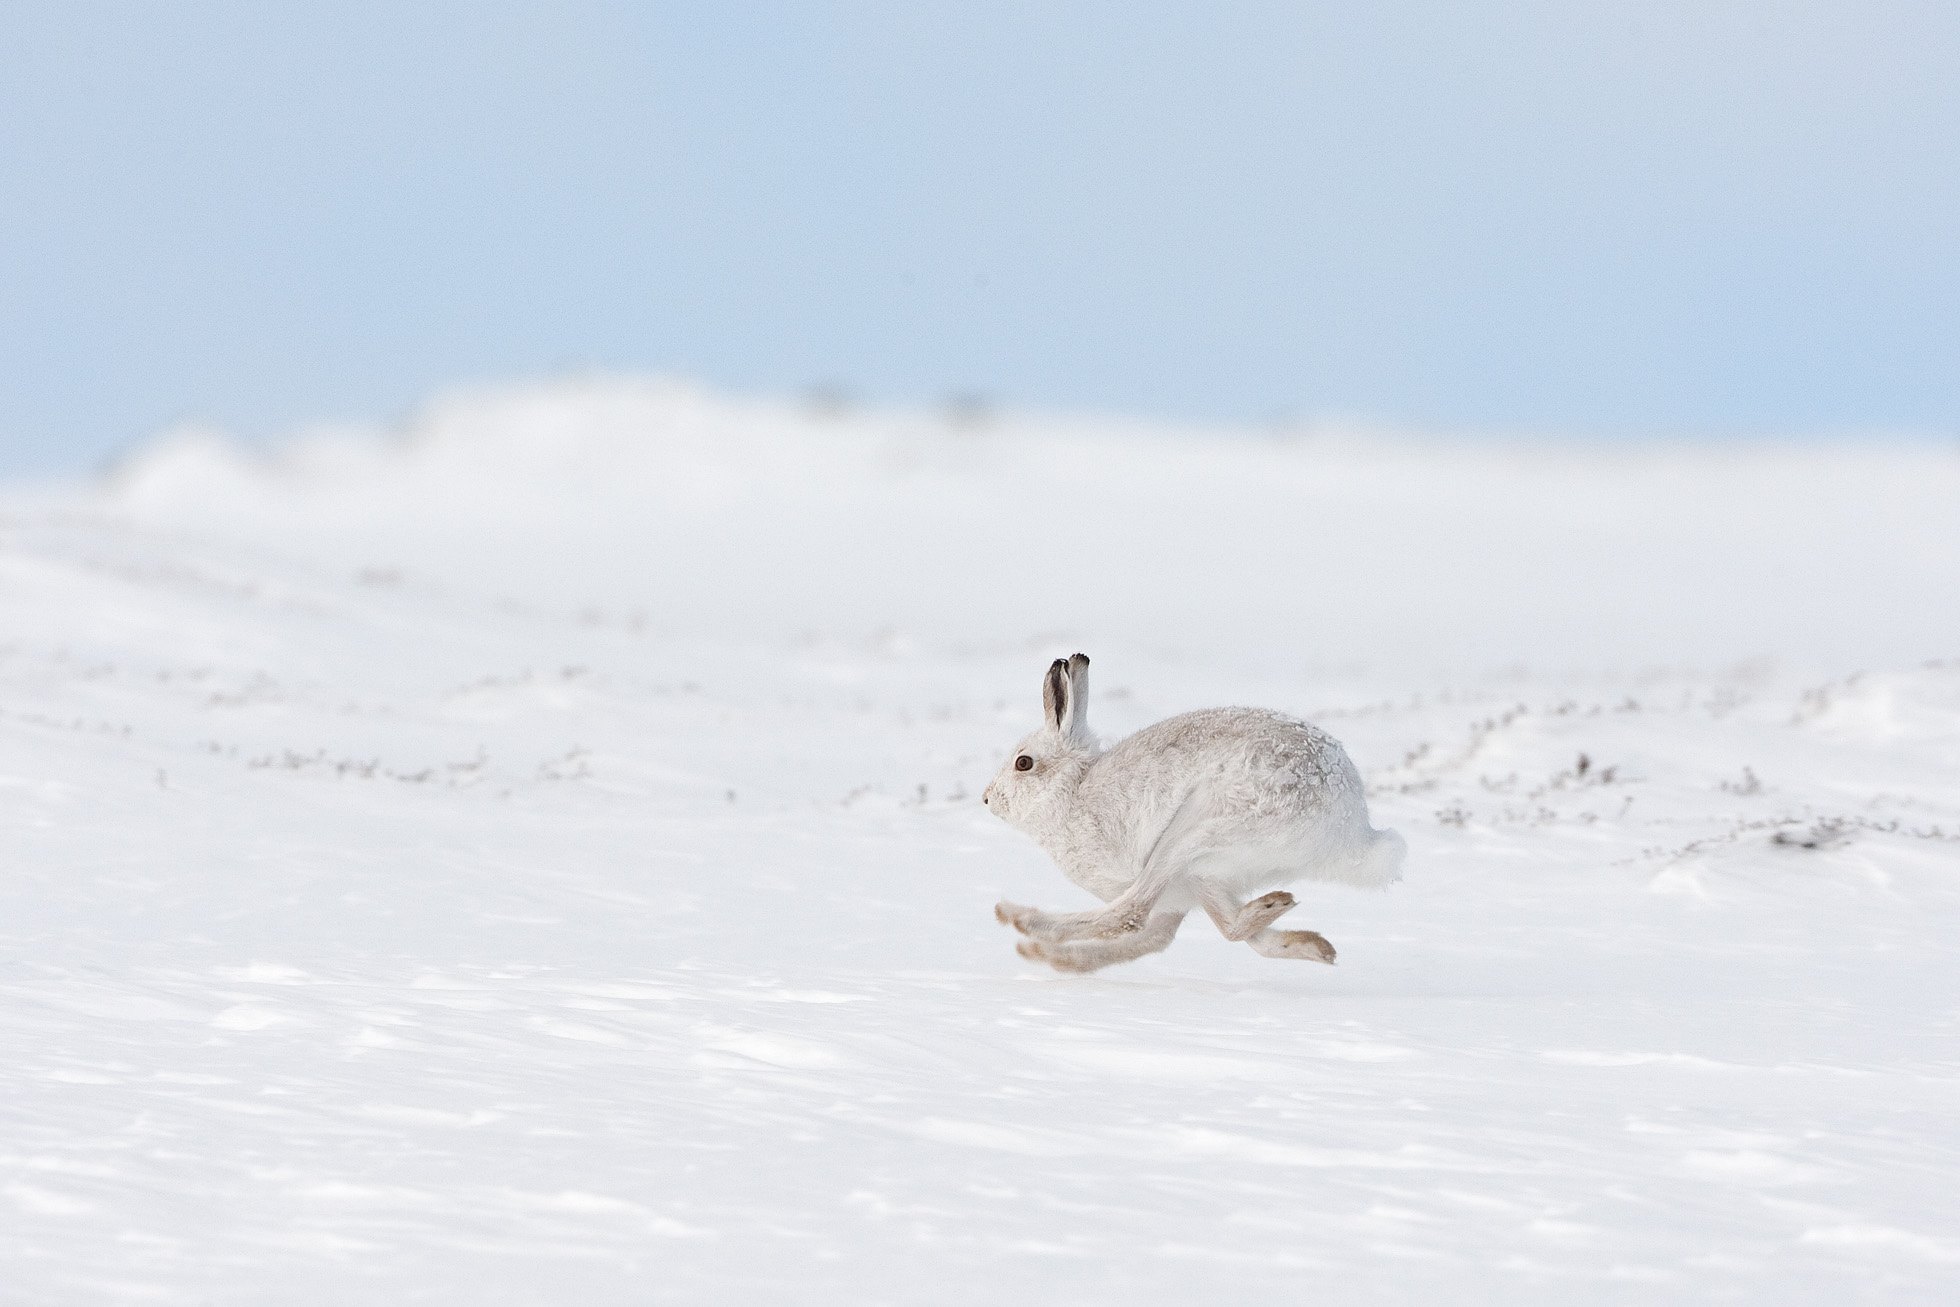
[1017,912,1184,974]
[1248,927,1336,964]
[996,876,1169,943]
[995,901,1105,938]
[1003,791,1204,953]
[1195,884,1298,942]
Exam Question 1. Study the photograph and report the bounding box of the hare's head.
[983,653,1094,828]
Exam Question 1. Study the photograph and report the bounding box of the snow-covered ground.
[4,380,1958,1303]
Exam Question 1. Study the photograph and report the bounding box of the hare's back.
[1100,706,1366,821]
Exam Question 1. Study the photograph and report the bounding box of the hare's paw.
[1015,937,1094,974]
[1240,891,1296,931]
[1264,929,1336,964]
[994,900,1039,932]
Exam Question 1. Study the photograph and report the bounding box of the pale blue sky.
[2,1,1956,473]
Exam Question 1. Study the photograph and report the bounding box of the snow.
[3,378,1958,1303]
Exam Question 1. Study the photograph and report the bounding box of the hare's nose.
[981,784,992,805]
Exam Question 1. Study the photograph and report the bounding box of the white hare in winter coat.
[984,655,1405,974]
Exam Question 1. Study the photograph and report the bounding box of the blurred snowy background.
[3,4,1958,1304]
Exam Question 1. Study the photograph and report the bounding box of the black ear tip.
[1050,658,1069,671]
[1071,652,1089,667]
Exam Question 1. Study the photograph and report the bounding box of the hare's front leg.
[1194,884,1334,962]
[1016,912,1184,974]
[1195,885,1298,941]
[1249,927,1336,964]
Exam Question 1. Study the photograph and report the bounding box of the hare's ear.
[1042,658,1071,734]
[1065,653,1091,741]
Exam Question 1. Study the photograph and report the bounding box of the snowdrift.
[3,379,1957,1302]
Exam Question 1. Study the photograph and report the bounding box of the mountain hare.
[984,655,1404,973]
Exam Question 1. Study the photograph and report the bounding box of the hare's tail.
[1346,828,1406,888]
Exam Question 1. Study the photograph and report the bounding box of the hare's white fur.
[983,654,1404,973]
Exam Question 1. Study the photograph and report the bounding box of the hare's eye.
[1014,754,1034,771]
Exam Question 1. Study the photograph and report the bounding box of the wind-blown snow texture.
[4,380,1959,1303]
